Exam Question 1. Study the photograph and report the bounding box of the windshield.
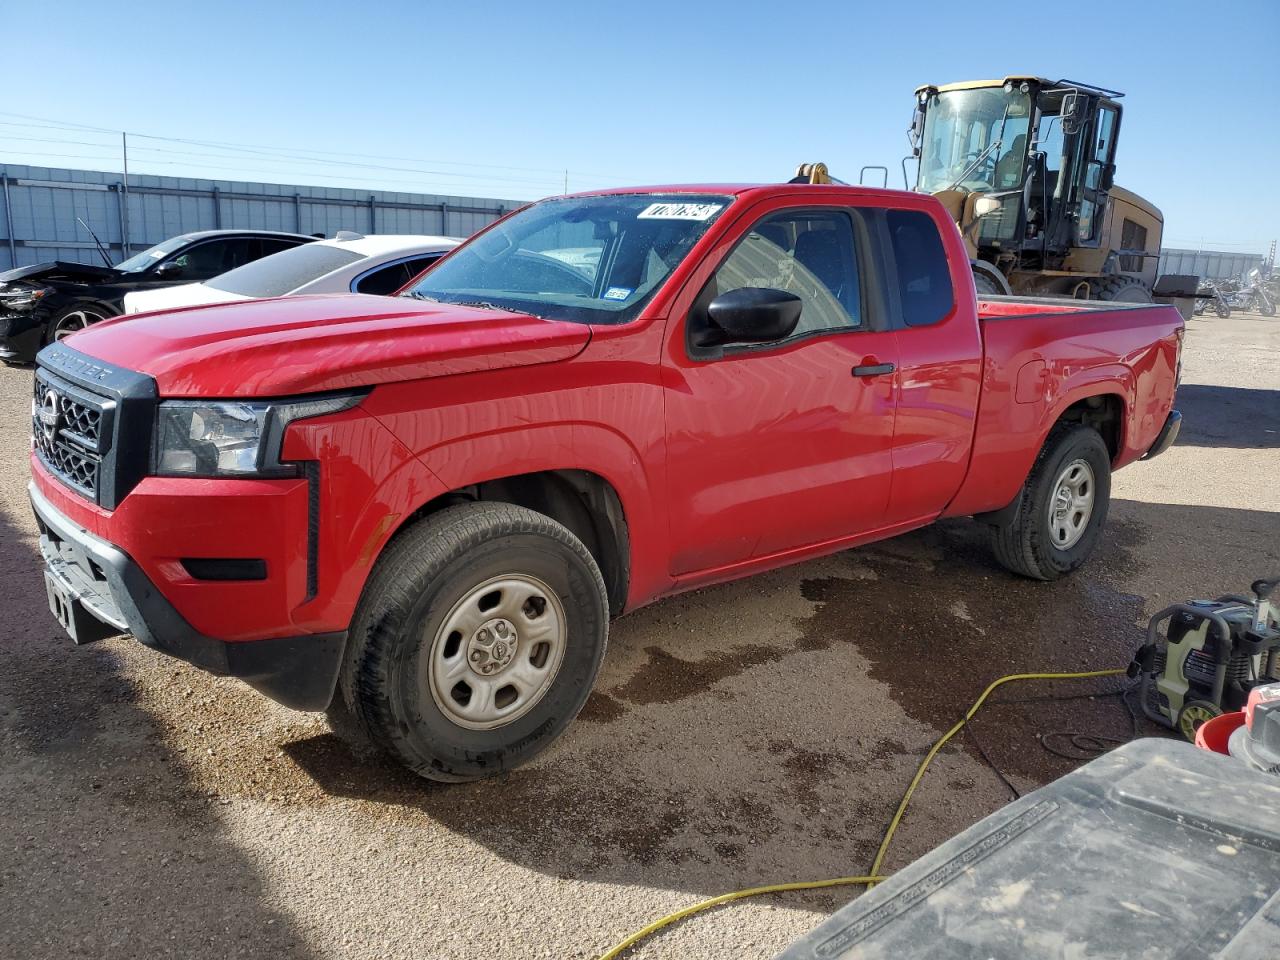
[917,87,1032,193]
[114,235,196,274]
[402,193,731,324]
[206,243,362,298]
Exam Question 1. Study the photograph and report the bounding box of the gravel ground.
[1,311,1277,959]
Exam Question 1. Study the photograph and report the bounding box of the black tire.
[333,502,609,782]
[44,303,110,344]
[989,424,1112,580]
[1094,276,1152,303]
[972,268,1005,297]
[1214,299,1232,319]
[1259,298,1276,318]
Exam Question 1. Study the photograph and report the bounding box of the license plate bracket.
[44,571,115,645]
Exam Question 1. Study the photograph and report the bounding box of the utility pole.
[564,170,569,195]
[121,131,132,257]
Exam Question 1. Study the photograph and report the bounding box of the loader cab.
[912,77,1123,266]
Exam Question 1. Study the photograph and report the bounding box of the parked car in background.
[0,229,314,363]
[123,233,461,315]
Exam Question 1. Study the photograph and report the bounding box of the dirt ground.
[1,311,1277,959]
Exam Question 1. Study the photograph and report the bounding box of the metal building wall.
[1158,247,1266,282]
[0,164,523,271]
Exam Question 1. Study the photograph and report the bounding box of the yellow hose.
[597,667,1126,959]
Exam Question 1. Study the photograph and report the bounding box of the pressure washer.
[1130,577,1280,741]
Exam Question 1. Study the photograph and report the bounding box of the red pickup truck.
[30,183,1182,781]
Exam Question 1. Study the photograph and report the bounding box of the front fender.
[410,420,667,607]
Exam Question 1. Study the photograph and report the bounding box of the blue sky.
[5,0,1277,252]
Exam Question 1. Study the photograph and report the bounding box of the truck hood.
[0,260,119,285]
[63,294,592,396]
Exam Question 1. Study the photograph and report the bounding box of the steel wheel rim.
[426,573,567,731]
[1046,458,1095,549]
[53,309,103,340]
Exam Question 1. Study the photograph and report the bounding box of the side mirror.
[154,261,184,279]
[1061,91,1087,136]
[705,287,802,345]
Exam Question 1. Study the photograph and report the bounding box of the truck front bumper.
[30,481,345,710]
[1142,410,1182,460]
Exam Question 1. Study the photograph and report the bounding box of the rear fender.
[946,365,1133,517]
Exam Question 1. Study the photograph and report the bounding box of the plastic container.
[775,739,1280,960]
[1196,710,1246,755]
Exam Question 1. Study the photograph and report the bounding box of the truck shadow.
[0,505,320,960]
[1174,384,1280,448]
[282,497,1280,905]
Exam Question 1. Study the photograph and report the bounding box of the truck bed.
[942,296,1183,518]
[977,294,1171,321]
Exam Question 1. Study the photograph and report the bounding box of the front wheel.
[45,304,109,344]
[1215,299,1232,319]
[333,502,609,782]
[988,424,1112,580]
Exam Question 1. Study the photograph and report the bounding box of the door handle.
[852,362,895,377]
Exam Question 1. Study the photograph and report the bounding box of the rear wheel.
[1177,700,1222,742]
[989,424,1112,580]
[1094,276,1152,303]
[333,502,609,782]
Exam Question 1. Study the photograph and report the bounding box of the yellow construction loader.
[906,77,1168,301]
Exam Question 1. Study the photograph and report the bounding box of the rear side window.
[206,244,363,298]
[355,262,413,296]
[887,209,953,327]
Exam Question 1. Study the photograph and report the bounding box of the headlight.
[0,286,51,311]
[153,394,363,478]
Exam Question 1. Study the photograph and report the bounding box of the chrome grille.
[33,374,108,500]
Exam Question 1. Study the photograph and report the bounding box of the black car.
[0,229,315,364]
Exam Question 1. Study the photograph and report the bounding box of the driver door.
[662,200,898,577]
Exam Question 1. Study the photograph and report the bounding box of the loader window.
[887,210,953,327]
[917,87,1032,194]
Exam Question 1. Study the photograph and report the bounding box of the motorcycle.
[1194,279,1233,318]
[1230,269,1276,317]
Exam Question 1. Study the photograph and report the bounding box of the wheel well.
[1054,394,1123,460]
[402,470,630,616]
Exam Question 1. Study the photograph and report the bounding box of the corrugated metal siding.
[1158,247,1265,282]
[0,164,521,271]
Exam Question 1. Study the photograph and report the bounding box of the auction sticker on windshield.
[637,202,723,221]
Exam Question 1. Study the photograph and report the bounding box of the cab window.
[707,209,863,339]
[886,209,953,327]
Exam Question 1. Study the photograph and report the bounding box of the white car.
[123,233,460,314]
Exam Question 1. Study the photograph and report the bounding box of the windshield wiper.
[403,290,439,302]
[452,299,504,311]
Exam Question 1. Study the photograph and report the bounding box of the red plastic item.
[1195,710,1246,755]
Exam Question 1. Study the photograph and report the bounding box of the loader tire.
[989,424,1112,581]
[1094,276,1152,303]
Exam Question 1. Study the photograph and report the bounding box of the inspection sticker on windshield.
[603,286,632,301]
[637,202,723,221]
